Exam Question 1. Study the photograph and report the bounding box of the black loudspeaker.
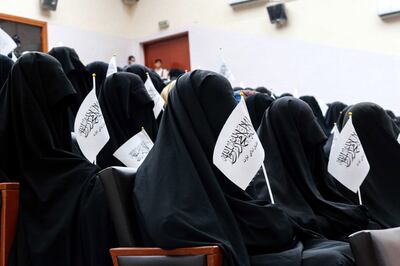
[41,0,58,11]
[267,4,287,25]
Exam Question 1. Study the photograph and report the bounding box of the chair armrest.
[110,246,223,266]
[0,182,20,266]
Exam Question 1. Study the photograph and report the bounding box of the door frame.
[0,13,48,52]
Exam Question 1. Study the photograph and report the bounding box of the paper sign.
[144,75,165,118]
[106,55,118,77]
[213,97,265,190]
[74,88,109,163]
[113,128,154,170]
[0,28,16,56]
[328,116,370,193]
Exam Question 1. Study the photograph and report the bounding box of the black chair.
[98,167,223,266]
[349,227,400,266]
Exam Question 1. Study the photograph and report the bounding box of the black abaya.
[300,96,330,135]
[86,61,108,90]
[134,70,355,266]
[0,54,13,88]
[124,64,165,93]
[339,103,400,227]
[0,52,113,266]
[256,97,372,241]
[49,47,92,114]
[97,72,158,168]
[245,93,274,130]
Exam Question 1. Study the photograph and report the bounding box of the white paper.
[0,28,17,56]
[113,128,154,170]
[213,97,265,190]
[74,88,110,163]
[144,76,165,118]
[328,117,370,193]
[106,55,118,77]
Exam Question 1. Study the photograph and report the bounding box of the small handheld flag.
[0,28,17,56]
[106,55,118,77]
[328,112,370,194]
[144,73,165,118]
[213,95,274,205]
[113,128,154,170]
[74,74,110,163]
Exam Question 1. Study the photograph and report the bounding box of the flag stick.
[92,73,96,93]
[358,189,363,205]
[261,164,275,204]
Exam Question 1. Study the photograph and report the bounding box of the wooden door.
[143,32,190,71]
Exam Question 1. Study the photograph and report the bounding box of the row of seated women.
[0,48,398,266]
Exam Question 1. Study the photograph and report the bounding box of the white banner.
[0,28,16,56]
[113,128,154,170]
[144,75,165,118]
[74,77,109,163]
[106,55,118,77]
[328,116,370,193]
[213,97,265,190]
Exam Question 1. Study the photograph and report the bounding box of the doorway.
[143,32,190,72]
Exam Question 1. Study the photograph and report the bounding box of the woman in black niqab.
[124,64,165,93]
[300,96,330,135]
[97,72,158,168]
[323,101,348,158]
[48,46,92,114]
[134,70,355,266]
[86,61,108,91]
[0,54,13,88]
[245,93,274,130]
[0,52,114,266]
[256,97,373,241]
[339,103,400,228]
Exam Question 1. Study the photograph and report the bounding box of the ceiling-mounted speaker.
[41,0,58,11]
[267,4,287,25]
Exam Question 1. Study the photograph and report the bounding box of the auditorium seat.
[98,167,223,266]
[349,227,400,266]
[0,183,19,266]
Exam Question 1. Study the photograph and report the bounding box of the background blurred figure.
[127,55,135,66]
[153,58,169,80]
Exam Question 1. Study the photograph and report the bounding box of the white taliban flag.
[113,128,154,170]
[0,28,16,56]
[328,114,370,193]
[144,74,165,118]
[213,97,265,190]
[74,75,110,163]
[106,55,118,77]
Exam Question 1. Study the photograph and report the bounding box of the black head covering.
[323,102,349,159]
[168,68,185,80]
[134,71,355,266]
[48,47,92,112]
[124,64,165,93]
[325,102,348,132]
[97,72,158,168]
[340,103,400,227]
[300,96,330,135]
[0,52,113,266]
[255,86,272,96]
[245,93,274,130]
[280,92,293,98]
[256,97,371,241]
[0,54,13,88]
[86,61,108,90]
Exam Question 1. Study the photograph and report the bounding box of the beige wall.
[129,0,400,56]
[0,0,136,38]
